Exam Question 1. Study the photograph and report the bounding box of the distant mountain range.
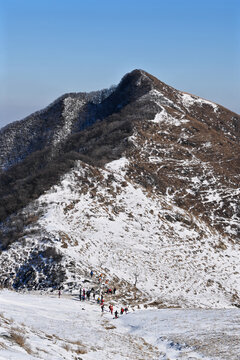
[0,69,239,308]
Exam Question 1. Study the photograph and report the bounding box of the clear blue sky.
[1,0,239,128]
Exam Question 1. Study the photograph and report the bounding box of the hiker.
[124,307,128,313]
[87,290,90,300]
[105,288,112,294]
[120,307,124,315]
[113,287,116,294]
[58,290,61,298]
[97,296,100,304]
[114,310,118,318]
[90,270,93,278]
[101,295,103,302]
[101,304,104,312]
[83,289,85,297]
[79,287,82,301]
[109,304,113,315]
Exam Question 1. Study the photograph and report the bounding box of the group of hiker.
[110,305,128,318]
[78,270,128,318]
[79,287,93,301]
[100,297,128,318]
[58,269,129,319]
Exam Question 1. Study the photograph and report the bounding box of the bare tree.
[133,270,140,287]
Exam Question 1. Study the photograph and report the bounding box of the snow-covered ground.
[118,308,240,360]
[0,290,239,360]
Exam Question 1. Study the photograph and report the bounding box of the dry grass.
[62,343,71,351]
[0,341,7,349]
[10,328,32,354]
[104,324,116,330]
[214,240,227,250]
[61,241,68,248]
[35,347,49,354]
[8,317,14,324]
[10,331,26,347]
[69,339,88,353]
[74,347,88,354]
[69,339,84,346]
[63,203,75,213]
[62,342,88,355]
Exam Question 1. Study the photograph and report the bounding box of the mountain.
[0,69,239,308]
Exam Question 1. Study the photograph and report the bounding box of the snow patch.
[52,96,86,147]
[180,93,218,113]
[105,157,129,176]
[151,109,189,127]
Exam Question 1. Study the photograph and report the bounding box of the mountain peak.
[118,68,153,89]
[0,69,240,308]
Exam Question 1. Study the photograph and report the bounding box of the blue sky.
[1,0,239,128]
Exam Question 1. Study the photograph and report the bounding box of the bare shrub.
[41,247,63,262]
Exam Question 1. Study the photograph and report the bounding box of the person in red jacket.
[109,304,113,315]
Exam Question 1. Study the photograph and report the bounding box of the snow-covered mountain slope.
[0,69,239,309]
[0,87,115,172]
[1,159,239,308]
